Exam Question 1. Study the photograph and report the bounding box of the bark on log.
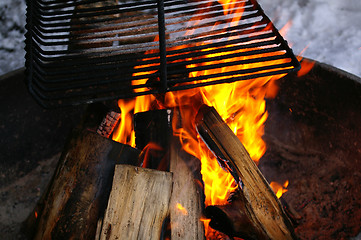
[195,105,297,240]
[169,137,205,240]
[32,129,140,240]
[97,164,173,240]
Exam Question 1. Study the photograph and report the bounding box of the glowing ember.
[176,203,188,216]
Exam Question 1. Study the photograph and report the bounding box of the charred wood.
[205,190,269,240]
[280,197,303,224]
[134,109,172,170]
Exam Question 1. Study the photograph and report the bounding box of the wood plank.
[169,138,205,240]
[98,165,173,240]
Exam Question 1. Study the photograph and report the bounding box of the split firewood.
[134,109,172,170]
[195,105,297,240]
[97,164,173,240]
[169,137,205,239]
[29,129,140,240]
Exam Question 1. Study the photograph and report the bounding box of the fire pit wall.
[259,59,361,239]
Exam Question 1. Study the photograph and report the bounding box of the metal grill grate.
[25,0,300,107]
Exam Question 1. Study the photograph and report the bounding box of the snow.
[0,0,26,75]
[0,0,360,78]
[257,0,361,78]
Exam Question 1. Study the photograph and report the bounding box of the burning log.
[169,137,205,239]
[205,191,270,239]
[134,109,172,170]
[134,108,205,238]
[195,105,297,240]
[29,129,140,240]
[97,164,173,240]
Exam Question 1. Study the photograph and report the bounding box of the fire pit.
[1,0,359,239]
[24,0,302,236]
[0,59,360,239]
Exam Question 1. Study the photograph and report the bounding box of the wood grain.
[98,165,172,240]
[169,138,204,239]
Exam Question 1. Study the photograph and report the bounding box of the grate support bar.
[157,0,168,92]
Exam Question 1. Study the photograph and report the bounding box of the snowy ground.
[0,0,26,75]
[258,0,361,78]
[0,0,360,78]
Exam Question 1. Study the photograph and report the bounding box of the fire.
[139,142,164,168]
[296,45,315,77]
[176,203,189,216]
[201,218,212,237]
[270,180,289,199]
[111,0,309,238]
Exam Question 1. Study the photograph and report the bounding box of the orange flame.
[296,46,316,77]
[139,142,164,168]
[200,218,212,237]
[279,21,292,38]
[297,57,315,77]
[270,180,289,199]
[111,0,311,238]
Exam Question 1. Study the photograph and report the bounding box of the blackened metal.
[25,0,300,107]
[157,0,168,91]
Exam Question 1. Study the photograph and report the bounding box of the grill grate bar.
[25,0,300,107]
[30,35,281,81]
[30,25,275,65]
[31,50,288,91]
